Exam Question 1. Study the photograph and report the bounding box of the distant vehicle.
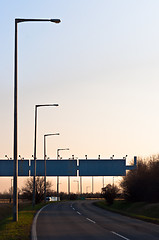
[46,196,51,202]
[46,196,58,202]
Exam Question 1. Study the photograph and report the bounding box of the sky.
[0,0,159,193]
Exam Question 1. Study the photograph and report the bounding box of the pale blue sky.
[1,0,159,192]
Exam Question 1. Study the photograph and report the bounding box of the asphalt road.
[34,200,159,240]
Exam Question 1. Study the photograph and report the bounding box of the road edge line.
[31,204,49,240]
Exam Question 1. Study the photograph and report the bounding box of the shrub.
[102,184,119,205]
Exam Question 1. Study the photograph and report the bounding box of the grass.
[0,202,48,240]
[0,204,13,222]
[94,200,159,224]
[2,200,159,239]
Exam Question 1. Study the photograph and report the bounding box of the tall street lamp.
[33,104,59,207]
[13,17,61,221]
[44,133,60,203]
[56,148,69,200]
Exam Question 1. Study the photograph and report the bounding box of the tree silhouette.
[21,177,52,203]
[102,184,119,205]
[120,155,159,202]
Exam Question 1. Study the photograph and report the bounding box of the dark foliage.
[21,177,52,204]
[56,192,102,201]
[120,156,159,202]
[102,184,119,205]
[0,188,21,201]
[0,191,12,199]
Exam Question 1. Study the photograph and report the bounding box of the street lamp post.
[110,155,114,186]
[13,17,61,221]
[10,178,13,203]
[80,176,82,194]
[73,180,79,193]
[44,133,60,203]
[56,148,69,200]
[97,155,104,188]
[92,176,94,193]
[68,155,74,196]
[80,154,87,196]
[33,104,59,207]
[102,176,105,188]
[86,186,90,193]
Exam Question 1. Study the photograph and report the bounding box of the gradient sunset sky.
[0,0,159,192]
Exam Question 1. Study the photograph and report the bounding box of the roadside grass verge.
[94,200,159,224]
[0,204,13,222]
[0,202,49,240]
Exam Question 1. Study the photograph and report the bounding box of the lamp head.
[45,133,60,137]
[36,104,59,107]
[50,19,61,23]
[15,18,61,24]
[57,148,69,151]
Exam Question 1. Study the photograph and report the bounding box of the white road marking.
[31,204,49,240]
[32,203,130,240]
[111,231,130,240]
[86,217,96,224]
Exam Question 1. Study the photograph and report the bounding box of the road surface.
[33,200,159,240]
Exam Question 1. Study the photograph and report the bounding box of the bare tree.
[21,177,52,203]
